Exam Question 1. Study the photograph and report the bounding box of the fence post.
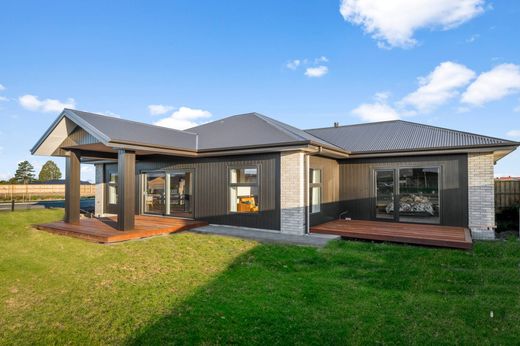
[11,199,14,212]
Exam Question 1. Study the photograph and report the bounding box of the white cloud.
[305,66,329,78]
[461,64,520,106]
[466,34,480,43]
[0,96,8,102]
[400,61,476,112]
[19,94,76,113]
[154,106,212,130]
[315,56,329,63]
[506,130,520,138]
[352,93,400,122]
[339,0,486,48]
[148,104,174,115]
[286,59,301,70]
[0,84,5,91]
[514,104,520,112]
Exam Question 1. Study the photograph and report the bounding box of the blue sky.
[0,0,519,182]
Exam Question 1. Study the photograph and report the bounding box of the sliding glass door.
[144,171,193,218]
[374,167,440,224]
[398,167,440,224]
[144,173,166,215]
[375,170,396,220]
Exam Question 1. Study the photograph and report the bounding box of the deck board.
[36,215,207,243]
[311,220,472,249]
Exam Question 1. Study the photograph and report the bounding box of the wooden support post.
[64,150,81,224]
[117,149,136,231]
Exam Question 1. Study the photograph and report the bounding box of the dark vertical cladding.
[339,154,468,227]
[64,150,81,224]
[309,155,343,226]
[117,150,136,230]
[124,153,281,230]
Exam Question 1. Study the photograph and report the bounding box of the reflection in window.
[398,167,440,224]
[108,173,118,204]
[309,169,322,213]
[229,168,259,213]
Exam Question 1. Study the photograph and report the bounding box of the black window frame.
[309,168,322,214]
[228,166,260,214]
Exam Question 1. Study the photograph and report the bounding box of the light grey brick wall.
[468,152,495,240]
[280,151,307,235]
[95,164,105,216]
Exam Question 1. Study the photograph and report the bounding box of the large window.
[398,167,440,224]
[229,167,259,213]
[309,169,322,214]
[375,167,440,224]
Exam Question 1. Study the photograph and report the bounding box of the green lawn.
[1,210,519,345]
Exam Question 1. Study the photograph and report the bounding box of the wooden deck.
[311,220,472,249]
[35,215,208,243]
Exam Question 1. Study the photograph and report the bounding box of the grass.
[1,209,520,345]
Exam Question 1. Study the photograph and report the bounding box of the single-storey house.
[32,109,519,240]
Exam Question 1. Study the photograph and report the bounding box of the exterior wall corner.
[467,152,496,240]
[280,151,307,235]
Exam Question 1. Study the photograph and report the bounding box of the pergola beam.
[117,149,136,231]
[64,150,81,224]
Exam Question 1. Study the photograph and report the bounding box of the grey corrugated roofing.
[188,112,346,152]
[305,120,519,154]
[67,109,198,151]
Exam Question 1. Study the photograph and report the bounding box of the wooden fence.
[0,184,95,200]
[495,180,520,212]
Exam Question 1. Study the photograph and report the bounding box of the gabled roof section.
[31,109,198,155]
[188,112,347,152]
[305,120,519,154]
[66,109,198,150]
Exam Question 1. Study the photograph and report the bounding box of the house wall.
[102,153,281,230]
[309,155,342,226]
[468,152,496,239]
[280,151,307,234]
[339,154,469,227]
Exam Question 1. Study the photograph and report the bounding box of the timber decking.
[311,220,472,249]
[36,215,207,243]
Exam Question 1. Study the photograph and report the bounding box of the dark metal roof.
[69,109,198,151]
[188,112,346,152]
[306,120,519,154]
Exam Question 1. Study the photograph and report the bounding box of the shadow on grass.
[127,239,520,345]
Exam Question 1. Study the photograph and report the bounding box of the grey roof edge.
[347,143,520,156]
[306,119,519,146]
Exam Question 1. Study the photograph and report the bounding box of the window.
[309,169,321,213]
[108,173,118,204]
[229,167,259,213]
[398,167,440,224]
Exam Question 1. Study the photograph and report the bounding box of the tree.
[38,160,62,181]
[14,161,35,184]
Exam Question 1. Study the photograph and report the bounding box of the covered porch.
[311,219,472,249]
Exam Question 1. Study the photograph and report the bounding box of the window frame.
[309,168,322,214]
[227,165,260,214]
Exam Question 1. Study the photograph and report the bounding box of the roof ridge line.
[305,119,401,131]
[252,113,307,142]
[67,108,199,136]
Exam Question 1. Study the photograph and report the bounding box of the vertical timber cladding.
[135,153,281,230]
[339,154,469,227]
[309,156,342,226]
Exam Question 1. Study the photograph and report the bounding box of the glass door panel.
[398,167,440,224]
[145,173,166,215]
[375,170,395,220]
[168,171,192,217]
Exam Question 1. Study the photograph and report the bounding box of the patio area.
[35,215,207,243]
[311,219,473,249]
